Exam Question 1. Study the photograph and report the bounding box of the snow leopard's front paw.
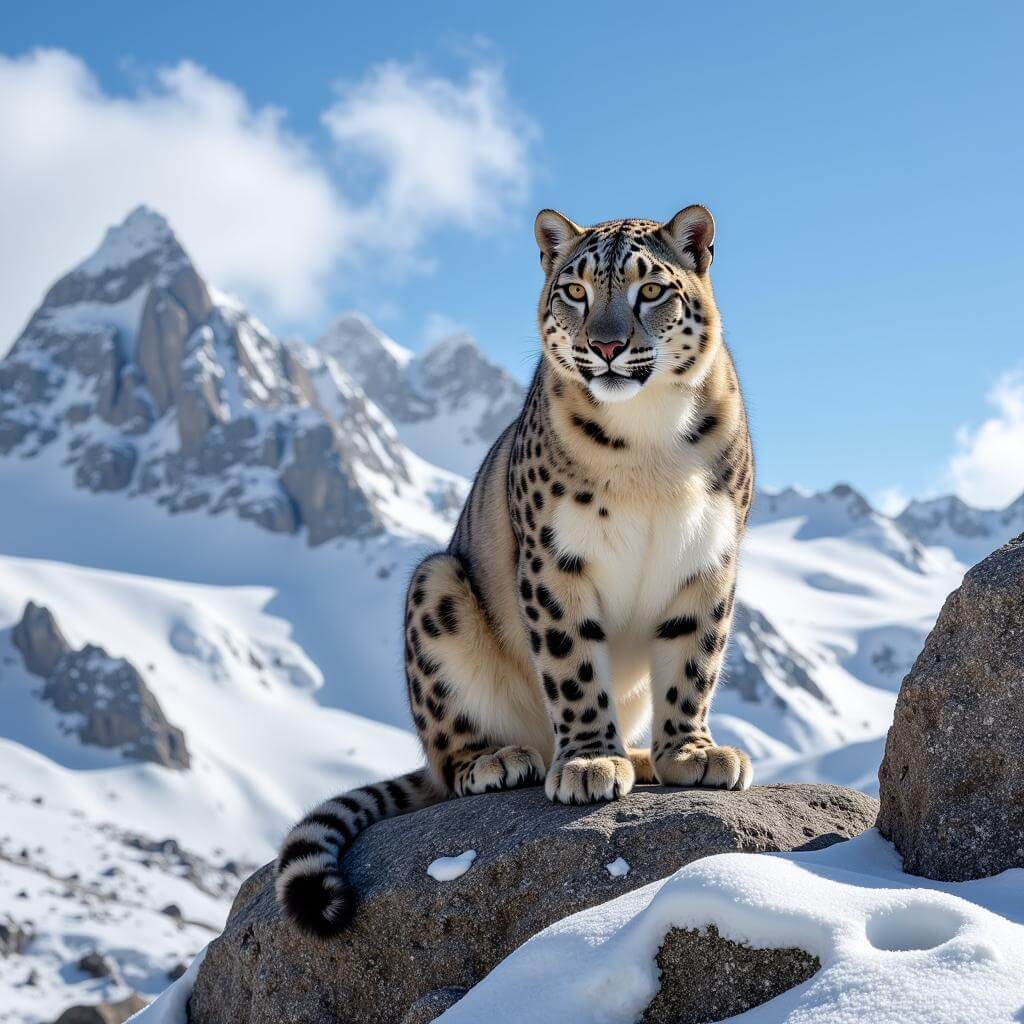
[455,745,546,795]
[544,754,634,804]
[654,742,752,791]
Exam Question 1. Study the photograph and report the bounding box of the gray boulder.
[44,645,190,770]
[878,532,1024,879]
[12,602,70,677]
[52,994,147,1024]
[641,924,820,1024]
[189,784,876,1024]
[77,951,114,978]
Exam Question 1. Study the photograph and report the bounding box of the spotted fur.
[277,204,755,935]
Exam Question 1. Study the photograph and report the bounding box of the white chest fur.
[552,481,736,634]
[552,479,734,712]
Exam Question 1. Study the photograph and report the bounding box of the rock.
[13,603,189,769]
[77,951,114,978]
[73,441,138,492]
[12,601,70,677]
[136,287,193,416]
[0,914,33,955]
[43,645,190,770]
[160,903,183,920]
[52,993,147,1024]
[399,987,469,1024]
[641,924,819,1023]
[878,532,1024,880]
[725,602,829,706]
[279,423,379,545]
[166,962,188,982]
[189,784,876,1024]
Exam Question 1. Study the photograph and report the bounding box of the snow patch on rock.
[427,850,477,882]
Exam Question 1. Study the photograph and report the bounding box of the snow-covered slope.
[0,552,421,1023]
[318,312,524,477]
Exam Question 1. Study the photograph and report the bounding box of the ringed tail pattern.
[275,768,440,936]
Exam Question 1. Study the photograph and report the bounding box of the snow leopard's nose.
[588,339,627,363]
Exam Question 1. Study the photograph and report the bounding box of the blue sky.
[3,1,1023,508]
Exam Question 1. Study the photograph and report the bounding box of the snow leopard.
[277,204,755,936]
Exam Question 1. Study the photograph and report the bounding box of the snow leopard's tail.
[275,768,442,936]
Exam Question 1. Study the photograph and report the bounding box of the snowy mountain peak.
[419,330,477,365]
[319,314,525,478]
[896,489,1024,564]
[752,483,875,530]
[750,483,930,572]
[76,205,182,277]
[0,209,466,547]
[316,311,414,370]
[35,206,198,325]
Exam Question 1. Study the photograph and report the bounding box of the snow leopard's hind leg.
[406,553,546,796]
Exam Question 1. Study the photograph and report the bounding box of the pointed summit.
[317,312,415,369]
[30,206,203,324]
[76,205,182,277]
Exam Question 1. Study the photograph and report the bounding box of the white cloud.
[0,49,534,348]
[948,368,1024,508]
[323,62,533,251]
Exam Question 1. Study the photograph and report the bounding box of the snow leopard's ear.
[660,205,715,274]
[535,209,582,274]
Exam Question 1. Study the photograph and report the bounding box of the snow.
[74,207,177,278]
[434,831,1024,1024]
[316,311,415,369]
[426,850,477,882]
[124,949,206,1024]
[0,543,422,1022]
[605,857,630,878]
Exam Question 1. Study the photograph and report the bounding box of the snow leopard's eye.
[564,283,587,302]
[640,282,666,302]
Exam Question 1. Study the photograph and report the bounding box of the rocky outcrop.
[0,207,461,547]
[724,602,830,706]
[12,601,70,677]
[12,603,190,771]
[878,532,1024,879]
[189,784,876,1024]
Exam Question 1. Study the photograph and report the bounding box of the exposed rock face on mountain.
[877,533,1024,880]
[12,600,70,677]
[897,492,1024,565]
[0,208,462,547]
[12,601,190,770]
[318,313,524,478]
[725,602,830,707]
[188,784,877,1024]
